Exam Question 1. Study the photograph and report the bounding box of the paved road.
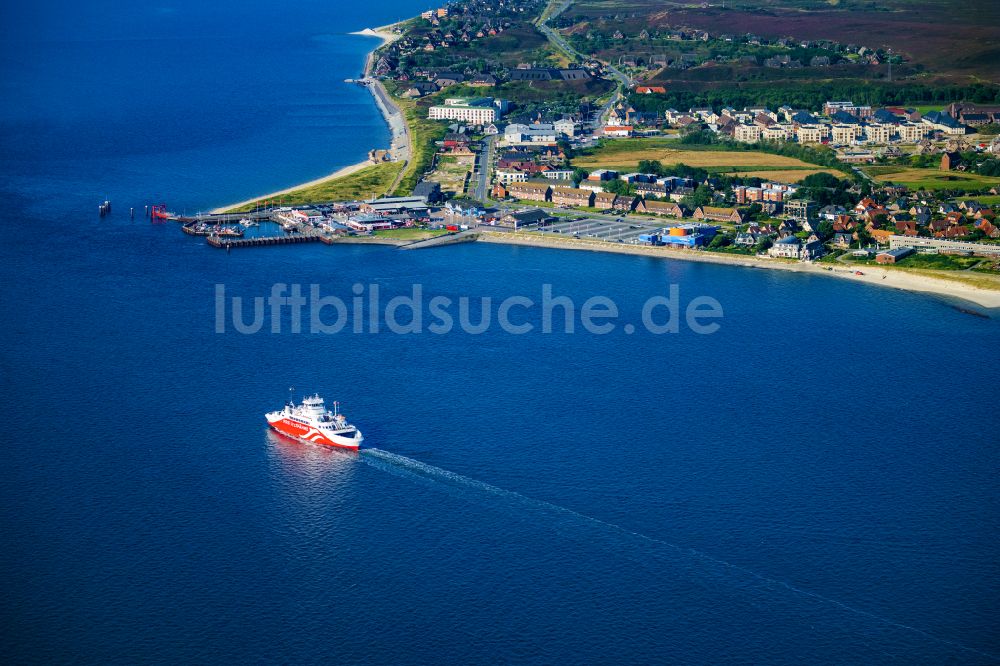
[473,135,498,203]
[535,0,630,126]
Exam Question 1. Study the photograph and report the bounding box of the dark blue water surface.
[1,2,999,664]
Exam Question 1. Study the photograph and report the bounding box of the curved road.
[535,0,630,124]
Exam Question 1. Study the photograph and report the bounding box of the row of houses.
[497,182,745,221]
[575,169,699,200]
[662,102,974,146]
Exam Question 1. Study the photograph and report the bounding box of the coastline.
[200,14,1000,312]
[212,161,374,213]
[478,232,1000,309]
[212,22,409,213]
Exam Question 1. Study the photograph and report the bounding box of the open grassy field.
[229,162,403,211]
[373,228,447,240]
[967,195,1000,206]
[862,166,1000,192]
[574,139,828,172]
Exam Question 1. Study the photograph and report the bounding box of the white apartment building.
[796,124,828,143]
[897,123,928,142]
[734,124,763,143]
[428,98,499,125]
[762,125,791,140]
[496,169,529,185]
[831,124,862,144]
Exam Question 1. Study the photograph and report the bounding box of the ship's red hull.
[267,417,360,450]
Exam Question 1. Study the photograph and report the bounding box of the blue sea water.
[1,2,999,664]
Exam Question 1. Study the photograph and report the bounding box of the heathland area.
[562,0,1000,111]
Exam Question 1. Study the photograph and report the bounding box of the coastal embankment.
[478,232,1000,309]
[212,23,410,214]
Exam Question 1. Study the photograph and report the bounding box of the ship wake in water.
[360,447,995,662]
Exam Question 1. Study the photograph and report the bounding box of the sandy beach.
[213,23,410,214]
[479,232,1000,309]
[212,161,372,213]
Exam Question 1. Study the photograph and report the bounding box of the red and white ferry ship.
[265,394,363,450]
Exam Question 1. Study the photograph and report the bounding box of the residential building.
[428,97,501,125]
[734,124,763,143]
[762,125,791,141]
[768,236,802,258]
[592,192,618,210]
[888,235,1000,256]
[496,169,528,185]
[785,199,818,222]
[603,125,634,137]
[865,123,892,143]
[897,123,927,142]
[554,119,577,137]
[795,125,827,143]
[637,200,686,217]
[693,206,743,223]
[504,123,558,145]
[876,247,915,264]
[831,124,862,144]
[921,111,966,135]
[551,187,595,207]
[508,183,552,202]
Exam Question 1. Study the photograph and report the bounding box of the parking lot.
[533,216,663,243]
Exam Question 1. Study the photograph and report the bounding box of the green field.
[574,139,832,174]
[372,228,448,240]
[966,195,1000,205]
[228,162,404,212]
[862,166,1000,192]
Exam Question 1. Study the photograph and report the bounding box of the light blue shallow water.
[1,2,999,664]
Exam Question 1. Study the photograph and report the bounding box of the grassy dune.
[390,92,448,196]
[228,163,403,212]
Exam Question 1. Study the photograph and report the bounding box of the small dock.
[207,232,324,249]
[177,211,274,224]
